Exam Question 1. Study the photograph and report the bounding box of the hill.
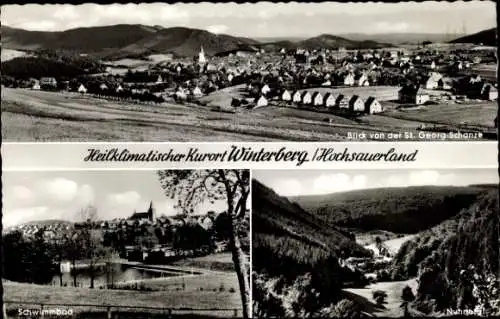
[389,188,499,315]
[298,34,389,50]
[252,179,372,317]
[292,186,488,233]
[1,25,158,53]
[2,25,388,60]
[450,28,497,46]
[252,179,370,264]
[1,25,260,59]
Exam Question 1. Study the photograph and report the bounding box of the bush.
[229,287,236,293]
[372,290,388,308]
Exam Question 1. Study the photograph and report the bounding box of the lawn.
[343,278,419,317]
[172,253,235,272]
[2,87,495,141]
[4,276,242,318]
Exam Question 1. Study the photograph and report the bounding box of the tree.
[373,290,388,308]
[158,169,251,318]
[401,285,415,317]
[77,204,112,289]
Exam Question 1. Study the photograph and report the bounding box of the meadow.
[2,87,496,142]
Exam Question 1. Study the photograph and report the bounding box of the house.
[40,77,57,88]
[99,83,108,91]
[301,91,312,105]
[78,84,87,94]
[192,86,203,97]
[481,83,498,101]
[344,73,355,86]
[255,95,268,108]
[438,77,454,90]
[469,75,482,84]
[292,91,302,103]
[176,87,188,100]
[349,95,365,112]
[323,92,336,108]
[227,74,234,83]
[261,84,271,95]
[32,81,41,90]
[336,94,349,109]
[365,97,383,114]
[416,88,430,105]
[312,92,323,106]
[399,85,418,104]
[430,61,436,69]
[129,201,155,222]
[425,72,443,89]
[115,84,124,93]
[356,74,370,86]
[281,90,292,102]
[322,80,332,86]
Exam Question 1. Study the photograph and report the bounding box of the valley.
[252,178,499,318]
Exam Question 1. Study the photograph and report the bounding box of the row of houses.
[273,89,384,114]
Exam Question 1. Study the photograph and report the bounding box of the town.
[2,25,498,141]
[3,169,252,318]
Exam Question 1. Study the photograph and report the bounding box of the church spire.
[148,201,154,221]
[198,46,207,64]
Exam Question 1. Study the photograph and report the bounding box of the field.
[172,252,235,272]
[363,234,416,256]
[2,87,496,141]
[1,48,31,62]
[344,278,419,317]
[4,280,240,318]
[381,102,497,127]
[3,254,242,318]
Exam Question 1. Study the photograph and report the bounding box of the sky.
[253,169,499,197]
[2,1,496,37]
[2,170,227,227]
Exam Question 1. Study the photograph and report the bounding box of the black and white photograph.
[252,169,499,318]
[2,169,251,318]
[1,1,497,142]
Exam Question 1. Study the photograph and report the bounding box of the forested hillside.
[389,188,499,315]
[252,179,372,318]
[293,186,487,233]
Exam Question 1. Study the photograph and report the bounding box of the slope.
[292,186,488,233]
[450,28,497,46]
[389,187,499,314]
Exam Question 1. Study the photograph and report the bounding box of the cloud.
[39,178,79,202]
[17,20,58,31]
[52,6,79,20]
[3,206,49,227]
[107,191,142,206]
[74,184,95,206]
[408,170,442,185]
[373,21,411,32]
[271,178,304,197]
[206,24,228,34]
[312,173,368,195]
[11,185,33,201]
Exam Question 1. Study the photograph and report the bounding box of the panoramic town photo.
[2,169,251,318]
[1,1,497,142]
[252,169,499,318]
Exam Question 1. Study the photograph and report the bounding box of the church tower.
[147,201,155,221]
[198,46,207,64]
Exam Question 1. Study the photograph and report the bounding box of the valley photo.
[252,169,499,318]
[1,1,497,142]
[2,169,251,318]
